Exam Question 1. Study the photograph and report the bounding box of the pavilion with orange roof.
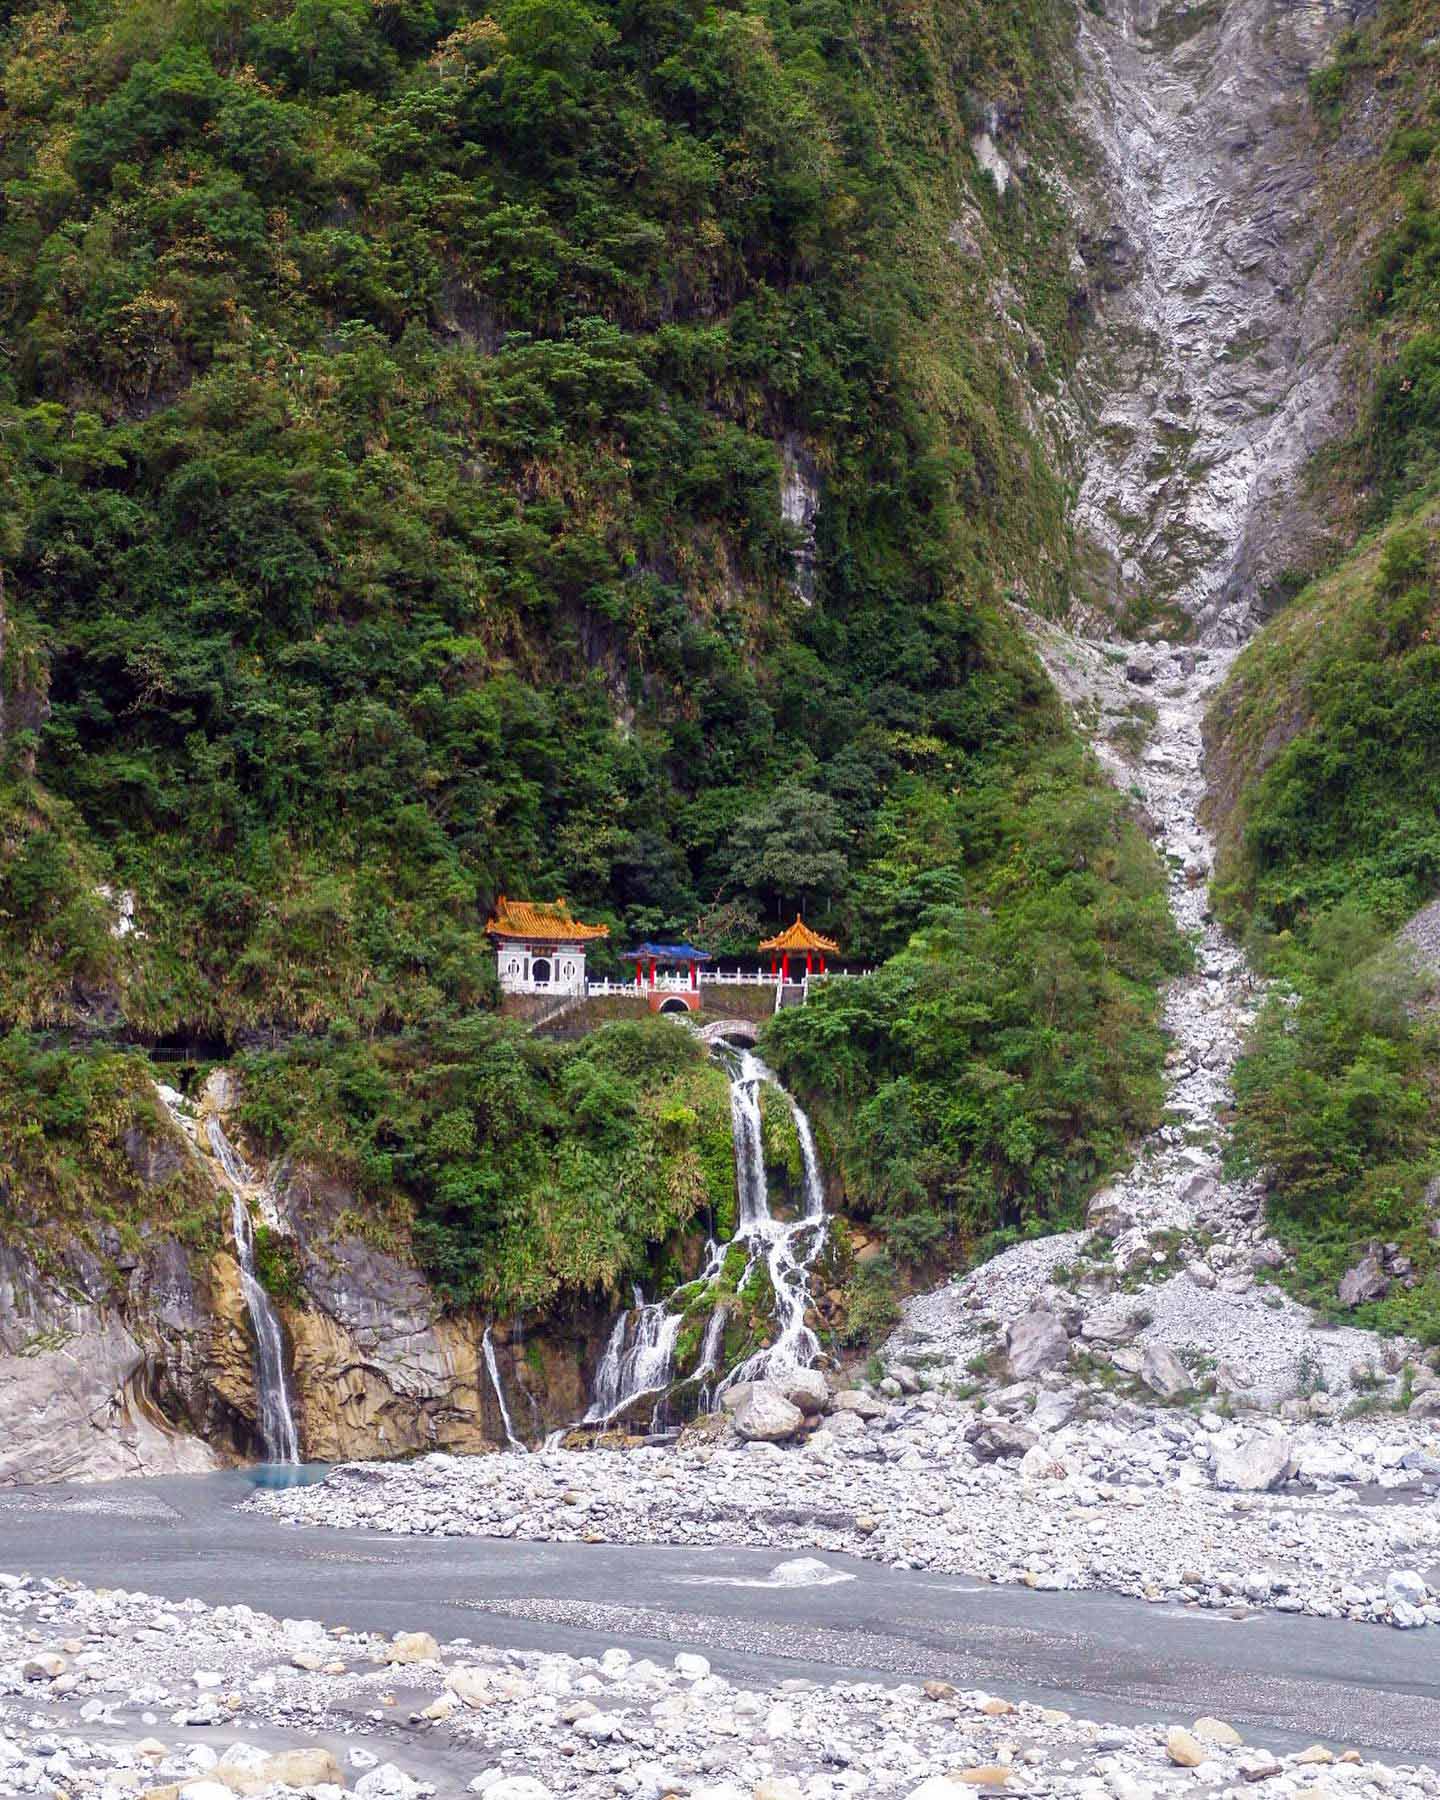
[486,896,608,996]
[759,915,840,982]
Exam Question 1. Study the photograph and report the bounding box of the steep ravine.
[891,0,1410,1397]
[1067,0,1375,634]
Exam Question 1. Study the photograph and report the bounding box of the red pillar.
[649,957,656,989]
[819,954,827,974]
[689,960,696,990]
[782,952,790,983]
[805,950,813,975]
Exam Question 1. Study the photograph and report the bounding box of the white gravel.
[250,1390,1440,1631]
[1,1568,1436,1799]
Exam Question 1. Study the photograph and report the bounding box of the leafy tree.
[726,787,850,921]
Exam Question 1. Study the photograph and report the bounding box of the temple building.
[486,896,609,996]
[759,916,840,982]
[623,942,713,1011]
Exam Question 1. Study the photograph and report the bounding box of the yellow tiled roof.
[758,915,840,954]
[485,896,609,941]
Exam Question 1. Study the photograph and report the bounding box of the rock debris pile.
[254,1374,1440,1630]
[918,624,1430,1415]
[1,1569,1436,1800]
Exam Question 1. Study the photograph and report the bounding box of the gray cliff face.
[0,1238,225,1485]
[1068,0,1370,638]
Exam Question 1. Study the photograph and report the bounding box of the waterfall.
[582,1297,686,1426]
[156,1104,304,1465]
[482,1324,527,1452]
[206,1119,301,1465]
[696,1304,728,1376]
[574,1042,829,1428]
[729,1057,770,1229]
[712,1047,827,1392]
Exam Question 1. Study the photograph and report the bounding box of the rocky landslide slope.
[892,0,1427,1434]
[1065,0,1376,632]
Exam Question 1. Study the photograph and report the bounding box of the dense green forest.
[1211,0,1440,1337]
[0,0,1183,1309]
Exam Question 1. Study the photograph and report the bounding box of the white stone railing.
[585,977,699,997]
[578,967,871,1002]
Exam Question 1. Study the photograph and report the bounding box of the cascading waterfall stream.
[225,1184,302,1465]
[715,1047,827,1391]
[482,1325,527,1452]
[200,1114,300,1464]
[574,1043,829,1431]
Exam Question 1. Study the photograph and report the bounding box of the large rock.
[1193,1717,1242,1747]
[1213,1433,1295,1492]
[256,1750,344,1791]
[831,1388,887,1419]
[1003,1309,1071,1380]
[1166,1728,1205,1768]
[1140,1342,1190,1400]
[732,1384,804,1443]
[781,1368,830,1415]
[1337,1252,1390,1308]
[1019,1441,1067,1481]
[386,1630,440,1664]
[1086,1186,1133,1236]
[446,1665,496,1708]
[972,1421,1038,1462]
[1385,1569,1428,1609]
[1080,1313,1135,1348]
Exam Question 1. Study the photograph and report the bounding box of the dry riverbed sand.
[1,1568,1438,1800]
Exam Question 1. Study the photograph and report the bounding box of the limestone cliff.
[1063,0,1381,640]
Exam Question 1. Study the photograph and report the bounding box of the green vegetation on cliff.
[0,0,1083,1033]
[0,0,1182,1311]
[1226,909,1440,1343]
[1210,0,1440,1330]
[764,752,1184,1261]
[238,1016,736,1310]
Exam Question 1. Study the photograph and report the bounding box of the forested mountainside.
[0,0,1186,1326]
[6,0,1440,1481]
[1205,0,1440,1340]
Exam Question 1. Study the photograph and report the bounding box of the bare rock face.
[281,1170,496,1460]
[1069,0,1368,638]
[0,1244,222,1485]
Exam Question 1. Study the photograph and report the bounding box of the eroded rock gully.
[1068,0,1370,636]
[905,0,1407,1404]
